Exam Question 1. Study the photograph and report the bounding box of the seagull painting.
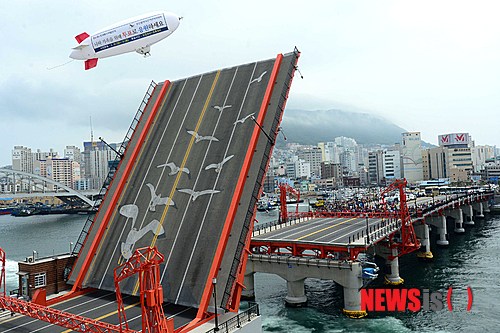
[157,161,190,177]
[250,71,267,84]
[187,130,219,143]
[146,183,175,212]
[177,188,221,202]
[212,105,232,112]
[233,113,255,126]
[205,155,234,173]
[121,219,165,260]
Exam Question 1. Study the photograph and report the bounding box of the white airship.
[70,11,181,70]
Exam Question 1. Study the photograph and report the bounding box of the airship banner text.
[91,13,168,53]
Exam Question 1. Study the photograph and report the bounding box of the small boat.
[257,202,276,212]
[0,207,15,215]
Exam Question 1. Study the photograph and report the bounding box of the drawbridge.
[64,48,300,328]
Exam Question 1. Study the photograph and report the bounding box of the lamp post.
[212,277,219,331]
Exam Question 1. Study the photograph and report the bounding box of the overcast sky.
[1,0,499,166]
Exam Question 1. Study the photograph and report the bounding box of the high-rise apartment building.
[401,132,423,183]
[12,146,33,173]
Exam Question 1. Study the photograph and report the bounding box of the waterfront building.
[422,146,473,183]
[33,158,80,189]
[401,132,423,183]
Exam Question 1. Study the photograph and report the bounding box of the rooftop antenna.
[90,116,97,148]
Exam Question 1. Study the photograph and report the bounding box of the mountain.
[278,108,406,146]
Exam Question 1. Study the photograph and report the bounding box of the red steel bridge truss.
[252,179,421,261]
[0,246,172,333]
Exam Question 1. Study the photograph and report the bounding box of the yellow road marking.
[295,217,357,241]
[60,302,140,333]
[83,83,173,286]
[132,70,221,295]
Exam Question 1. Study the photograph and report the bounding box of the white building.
[295,159,311,179]
[401,132,423,183]
[12,146,33,173]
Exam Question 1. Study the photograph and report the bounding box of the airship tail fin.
[75,32,90,44]
[84,58,98,70]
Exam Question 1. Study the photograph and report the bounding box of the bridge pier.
[241,272,255,301]
[384,248,404,285]
[436,215,449,246]
[285,278,307,307]
[415,223,433,259]
[482,201,491,213]
[462,205,475,226]
[246,255,368,318]
[472,202,484,218]
[447,208,465,234]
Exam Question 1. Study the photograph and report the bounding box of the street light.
[212,277,219,331]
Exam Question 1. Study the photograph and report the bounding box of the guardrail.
[205,302,260,333]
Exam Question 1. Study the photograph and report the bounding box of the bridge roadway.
[0,290,196,333]
[67,48,300,321]
[250,192,492,258]
[251,214,397,258]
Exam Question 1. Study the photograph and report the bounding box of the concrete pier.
[384,248,404,285]
[246,255,368,318]
[285,278,307,307]
[241,272,255,301]
[462,205,475,226]
[447,208,465,233]
[472,202,485,218]
[415,223,433,259]
[436,215,449,246]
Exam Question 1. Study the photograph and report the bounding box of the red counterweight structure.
[380,178,420,259]
[0,247,139,333]
[114,246,173,333]
[279,183,300,222]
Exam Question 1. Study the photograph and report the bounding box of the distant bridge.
[0,168,98,206]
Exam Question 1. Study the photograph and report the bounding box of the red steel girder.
[0,296,138,333]
[250,240,367,260]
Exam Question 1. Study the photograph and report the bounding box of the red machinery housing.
[114,246,173,333]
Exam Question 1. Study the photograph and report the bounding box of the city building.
[401,132,423,183]
[297,146,322,178]
[83,141,119,189]
[368,149,401,185]
[12,146,33,173]
[422,146,473,183]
